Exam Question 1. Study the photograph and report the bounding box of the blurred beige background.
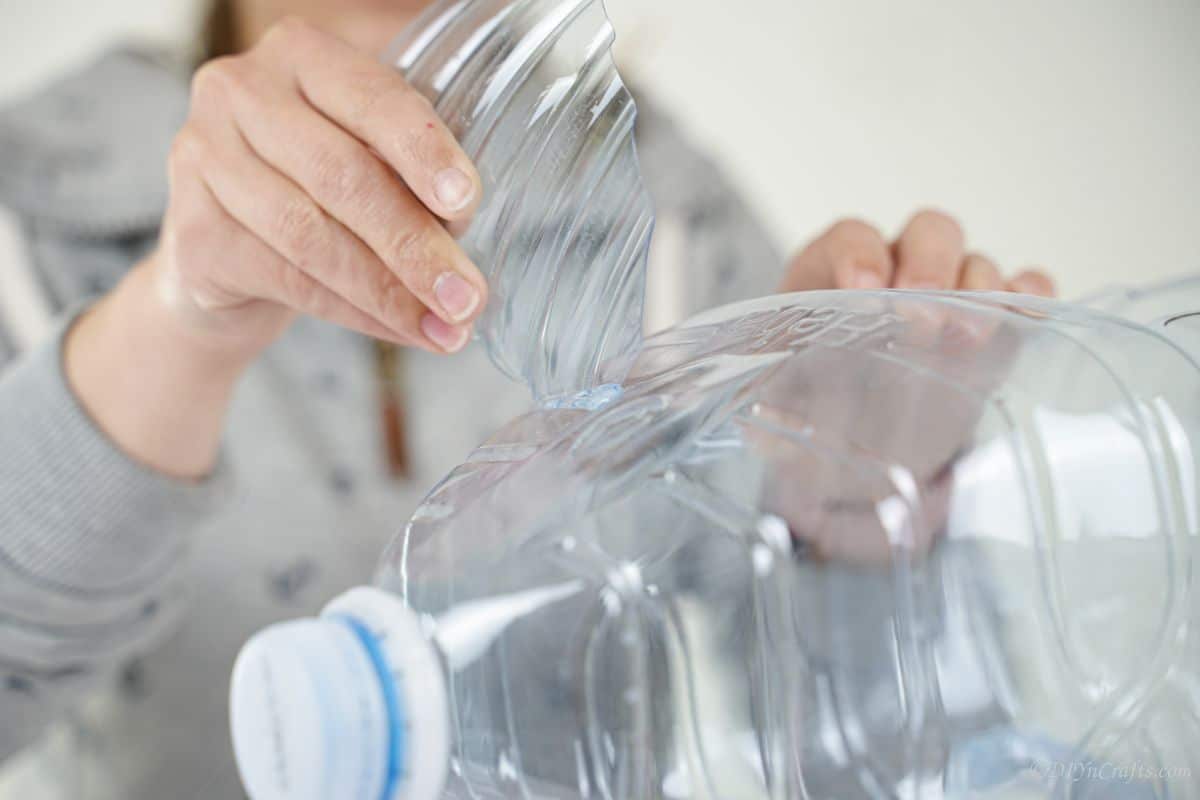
[1,0,1197,296]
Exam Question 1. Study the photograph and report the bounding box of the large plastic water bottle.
[229,2,1200,798]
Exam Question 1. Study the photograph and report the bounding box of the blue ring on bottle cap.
[335,614,406,800]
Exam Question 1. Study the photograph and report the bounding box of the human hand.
[758,210,1056,564]
[153,16,487,364]
[779,209,1055,297]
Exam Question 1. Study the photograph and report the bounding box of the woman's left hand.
[779,208,1056,296]
[762,209,1056,564]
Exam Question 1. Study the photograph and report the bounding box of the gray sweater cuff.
[0,309,227,596]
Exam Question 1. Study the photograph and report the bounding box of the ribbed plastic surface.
[386,0,653,401]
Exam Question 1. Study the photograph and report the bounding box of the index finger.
[257,18,482,222]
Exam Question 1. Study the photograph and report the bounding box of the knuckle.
[381,224,431,276]
[399,88,435,128]
[267,15,318,48]
[408,131,458,181]
[191,57,240,103]
[190,61,222,99]
[309,144,365,206]
[275,198,324,257]
[377,275,417,323]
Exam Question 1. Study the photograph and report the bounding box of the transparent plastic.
[232,1,1200,798]
[385,0,652,401]
[383,286,1200,800]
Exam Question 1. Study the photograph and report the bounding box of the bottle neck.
[323,588,451,800]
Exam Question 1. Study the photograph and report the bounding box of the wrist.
[146,252,281,371]
[65,259,255,479]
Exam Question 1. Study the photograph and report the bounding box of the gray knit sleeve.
[0,310,227,760]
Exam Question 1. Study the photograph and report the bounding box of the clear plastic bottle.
[231,284,1200,800]
[229,2,1200,799]
[383,0,652,402]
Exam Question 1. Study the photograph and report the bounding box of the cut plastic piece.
[386,0,653,400]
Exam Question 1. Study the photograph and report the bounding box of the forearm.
[0,298,231,758]
[65,256,254,480]
[0,270,235,759]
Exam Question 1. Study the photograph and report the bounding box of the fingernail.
[434,168,475,212]
[434,272,480,322]
[421,313,470,353]
[852,268,886,289]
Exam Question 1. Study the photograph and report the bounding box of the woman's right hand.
[155,16,488,360]
[64,17,489,480]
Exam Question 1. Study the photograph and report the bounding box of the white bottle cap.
[230,587,449,800]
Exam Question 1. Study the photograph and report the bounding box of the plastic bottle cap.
[230,618,391,800]
[230,588,449,800]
